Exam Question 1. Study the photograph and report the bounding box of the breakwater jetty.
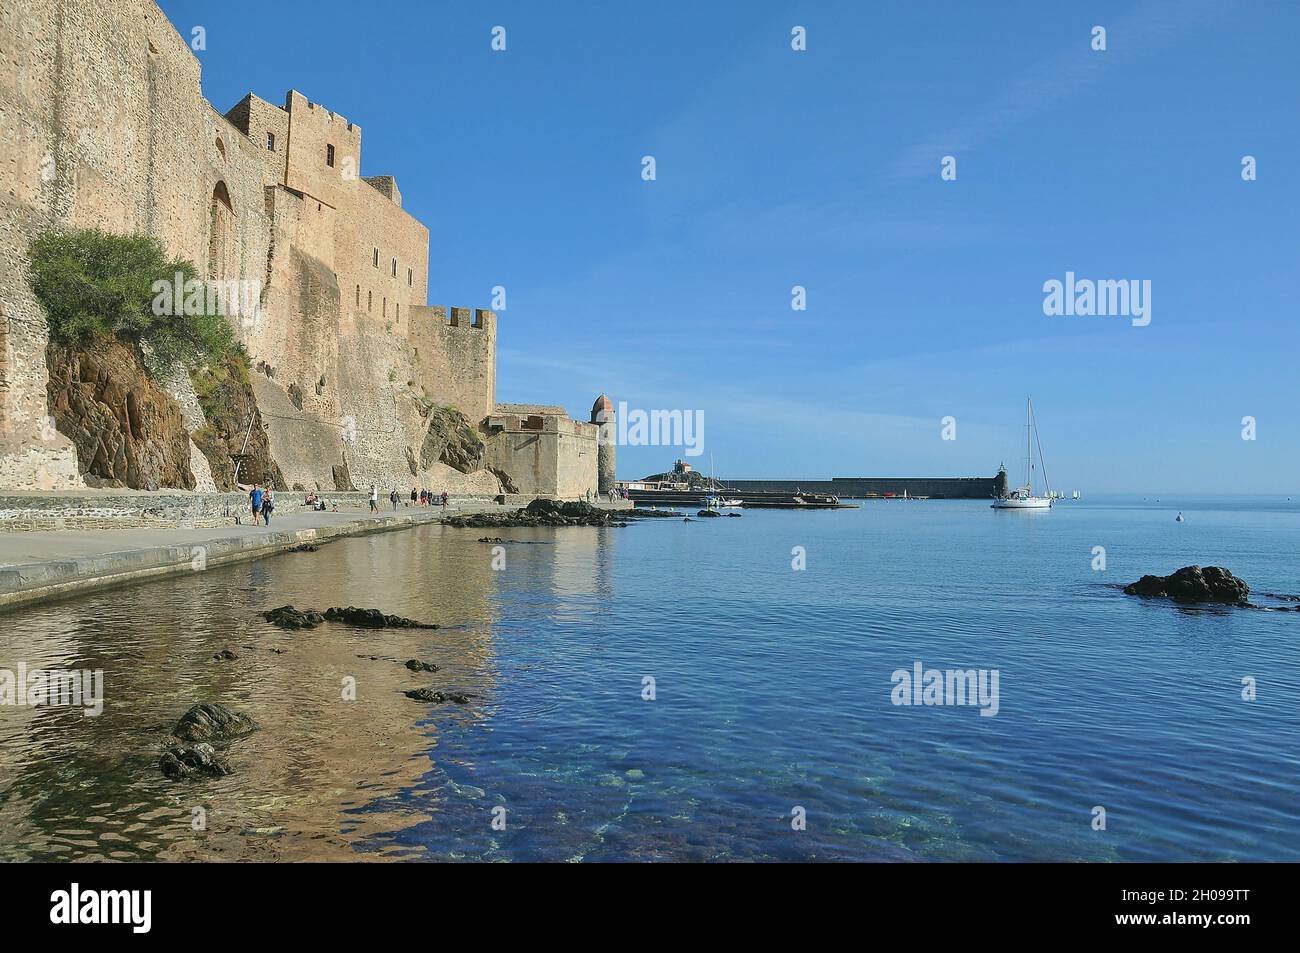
[725,471,1008,500]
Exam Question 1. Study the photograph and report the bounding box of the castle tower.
[591,394,616,494]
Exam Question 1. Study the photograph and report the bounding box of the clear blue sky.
[161,0,1298,493]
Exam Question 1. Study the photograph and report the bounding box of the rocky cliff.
[46,341,196,490]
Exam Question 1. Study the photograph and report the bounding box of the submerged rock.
[212,649,238,661]
[171,703,258,743]
[404,659,439,672]
[445,499,643,529]
[404,688,471,704]
[261,605,325,629]
[1123,566,1250,604]
[323,606,439,629]
[159,742,232,780]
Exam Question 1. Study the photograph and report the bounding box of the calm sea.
[1,495,1297,861]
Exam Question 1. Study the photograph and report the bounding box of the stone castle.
[0,0,611,497]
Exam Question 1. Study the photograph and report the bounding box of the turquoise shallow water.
[1,495,1298,861]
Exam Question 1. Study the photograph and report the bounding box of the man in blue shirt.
[249,484,264,525]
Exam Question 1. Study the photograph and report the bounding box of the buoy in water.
[1175,512,1185,522]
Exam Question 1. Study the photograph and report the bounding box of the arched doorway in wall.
[208,181,237,286]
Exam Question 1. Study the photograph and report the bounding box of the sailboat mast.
[1025,398,1032,491]
[1031,401,1052,497]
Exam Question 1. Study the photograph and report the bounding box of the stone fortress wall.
[0,0,599,499]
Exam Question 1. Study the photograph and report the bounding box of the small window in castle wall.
[368,291,372,312]
[267,132,276,151]
[383,298,387,317]
[407,268,412,287]
[391,258,397,277]
[326,144,335,167]
[372,248,378,268]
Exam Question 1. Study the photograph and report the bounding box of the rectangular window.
[355,285,360,307]
[326,144,335,167]
[372,248,379,268]
[367,291,372,312]
[267,132,276,151]
[383,298,387,318]
[407,268,413,287]
[391,258,397,278]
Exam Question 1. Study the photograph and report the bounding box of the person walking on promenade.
[440,490,449,508]
[261,486,275,526]
[410,487,417,507]
[390,488,399,511]
[369,485,379,514]
[249,484,264,526]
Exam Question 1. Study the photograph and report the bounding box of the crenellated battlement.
[291,90,359,133]
[408,305,495,332]
[404,306,497,424]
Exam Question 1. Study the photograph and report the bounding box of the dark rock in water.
[404,688,472,704]
[212,649,238,661]
[405,659,439,672]
[160,742,232,780]
[171,703,258,743]
[478,537,504,543]
[1123,566,1250,604]
[323,606,439,629]
[696,510,721,518]
[444,498,643,529]
[261,605,325,629]
[289,543,320,553]
[726,512,742,518]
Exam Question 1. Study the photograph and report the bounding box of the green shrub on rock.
[28,228,236,371]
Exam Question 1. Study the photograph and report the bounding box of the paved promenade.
[0,498,630,611]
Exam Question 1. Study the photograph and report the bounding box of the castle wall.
[484,415,598,499]
[0,0,567,499]
[407,307,496,424]
[0,0,273,488]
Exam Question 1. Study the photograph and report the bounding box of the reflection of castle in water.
[0,527,515,860]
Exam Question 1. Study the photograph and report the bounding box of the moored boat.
[992,398,1054,511]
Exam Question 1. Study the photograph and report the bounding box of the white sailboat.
[992,398,1053,510]
[699,454,723,516]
